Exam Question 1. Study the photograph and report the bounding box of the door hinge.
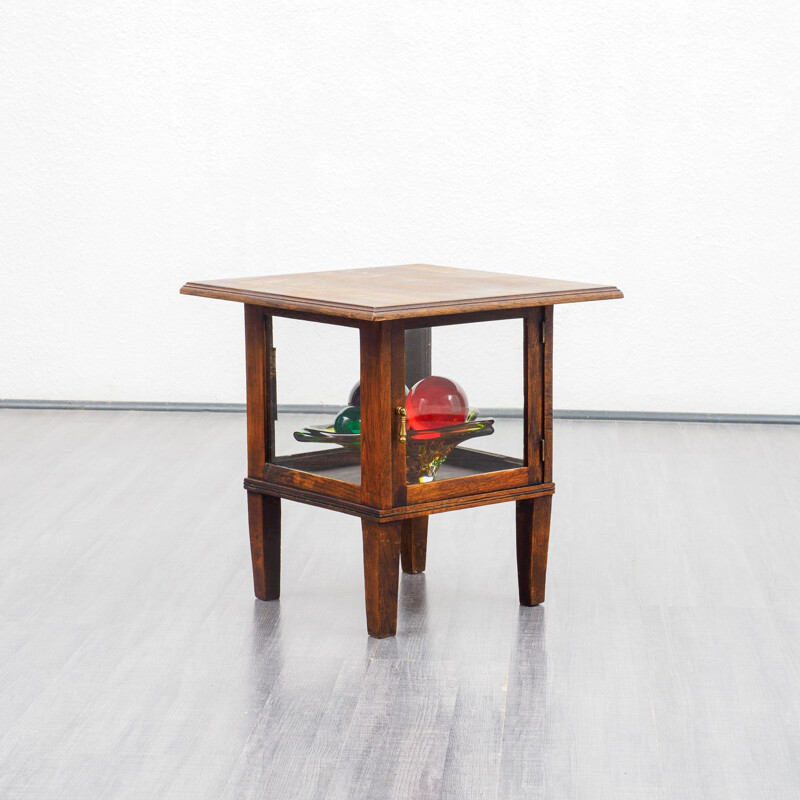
[270,347,277,421]
[541,438,547,462]
[541,318,546,344]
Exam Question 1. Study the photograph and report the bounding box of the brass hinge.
[541,437,547,462]
[270,347,277,421]
[541,318,546,344]
[396,406,407,443]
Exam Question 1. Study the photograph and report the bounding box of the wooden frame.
[244,306,280,601]
[183,264,621,638]
[244,306,554,636]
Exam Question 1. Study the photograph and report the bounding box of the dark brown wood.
[244,306,280,600]
[402,482,553,519]
[359,322,394,508]
[263,462,361,503]
[400,307,534,330]
[247,492,281,601]
[186,265,620,636]
[182,264,623,323]
[543,305,554,484]
[400,517,428,574]
[361,519,401,638]
[245,476,554,520]
[406,467,529,504]
[515,495,552,606]
[249,305,366,329]
[244,305,274,474]
[269,448,524,493]
[524,309,545,483]
[222,301,548,332]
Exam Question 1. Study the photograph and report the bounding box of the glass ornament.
[347,382,361,407]
[333,405,361,434]
[406,376,468,431]
[293,376,493,483]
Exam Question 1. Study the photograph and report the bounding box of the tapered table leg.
[247,492,281,601]
[400,517,428,574]
[515,495,552,606]
[361,519,401,638]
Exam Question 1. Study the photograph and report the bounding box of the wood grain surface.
[523,308,546,483]
[181,264,622,322]
[359,322,396,508]
[244,474,555,521]
[361,519,401,638]
[515,495,552,606]
[400,517,429,574]
[244,306,280,599]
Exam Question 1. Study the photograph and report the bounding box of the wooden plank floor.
[1,410,799,799]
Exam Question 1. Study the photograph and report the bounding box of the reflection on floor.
[1,410,799,799]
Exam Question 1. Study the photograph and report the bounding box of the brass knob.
[396,406,407,443]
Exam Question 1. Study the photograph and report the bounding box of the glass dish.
[294,409,495,483]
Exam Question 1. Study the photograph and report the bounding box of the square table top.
[181,263,622,322]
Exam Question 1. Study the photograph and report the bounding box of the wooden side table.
[181,264,622,637]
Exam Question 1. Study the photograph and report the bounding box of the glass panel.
[271,318,361,485]
[404,319,524,485]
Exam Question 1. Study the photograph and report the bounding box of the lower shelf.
[244,474,553,522]
[271,446,523,486]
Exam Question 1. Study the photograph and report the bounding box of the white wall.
[2,1,799,414]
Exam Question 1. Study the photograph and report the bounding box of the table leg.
[361,519,401,638]
[515,495,552,606]
[244,305,279,601]
[247,492,281,601]
[400,516,428,574]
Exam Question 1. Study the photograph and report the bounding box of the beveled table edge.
[181,281,623,322]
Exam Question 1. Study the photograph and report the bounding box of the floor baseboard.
[1,398,798,425]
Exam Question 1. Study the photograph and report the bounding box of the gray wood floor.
[1,410,799,799]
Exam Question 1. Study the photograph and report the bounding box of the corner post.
[244,304,280,601]
[359,321,406,636]
[517,305,554,605]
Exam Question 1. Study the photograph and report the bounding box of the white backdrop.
[2,1,799,413]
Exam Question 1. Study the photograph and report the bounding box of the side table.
[181,264,622,637]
